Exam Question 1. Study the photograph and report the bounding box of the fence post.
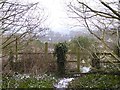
[45,42,48,60]
[15,37,18,61]
[77,47,80,72]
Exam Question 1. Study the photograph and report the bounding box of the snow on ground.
[54,78,74,88]
[54,67,91,89]
[80,66,91,73]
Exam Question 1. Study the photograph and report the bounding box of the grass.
[68,74,120,89]
[2,73,58,88]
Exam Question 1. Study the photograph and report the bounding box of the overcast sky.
[23,0,101,34]
[22,0,72,34]
[7,0,81,34]
[10,0,118,34]
[10,0,100,34]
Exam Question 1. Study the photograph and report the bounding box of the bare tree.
[0,0,49,75]
[67,0,120,71]
[0,0,48,54]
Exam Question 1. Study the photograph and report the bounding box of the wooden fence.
[3,42,120,75]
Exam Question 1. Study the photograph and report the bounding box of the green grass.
[2,74,57,88]
[68,74,120,88]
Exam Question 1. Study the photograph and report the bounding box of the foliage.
[68,36,96,55]
[68,36,96,67]
[54,42,68,76]
[73,36,94,49]
[2,74,57,88]
[68,74,120,88]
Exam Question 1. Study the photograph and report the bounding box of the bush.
[70,36,95,50]
[68,74,120,88]
[54,42,68,77]
[2,74,57,88]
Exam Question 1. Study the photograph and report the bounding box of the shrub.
[68,74,120,88]
[2,74,57,88]
[54,42,68,77]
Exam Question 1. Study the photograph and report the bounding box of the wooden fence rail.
[11,41,120,74]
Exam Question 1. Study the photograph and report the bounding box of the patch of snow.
[54,78,74,88]
[80,67,91,73]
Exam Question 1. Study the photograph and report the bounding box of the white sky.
[9,0,118,34]
[10,0,101,34]
[25,0,100,34]
[24,0,71,34]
